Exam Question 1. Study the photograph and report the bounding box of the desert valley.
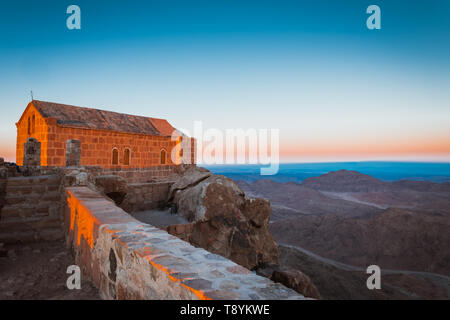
[232,169,450,299]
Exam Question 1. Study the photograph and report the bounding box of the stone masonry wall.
[47,125,181,168]
[65,186,305,300]
[16,102,196,169]
[16,104,49,166]
[120,182,172,213]
[0,175,63,243]
[23,138,41,167]
[101,165,179,183]
[66,139,81,166]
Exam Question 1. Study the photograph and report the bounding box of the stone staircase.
[0,175,63,243]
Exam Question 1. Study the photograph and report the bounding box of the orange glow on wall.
[15,103,50,166]
[67,190,99,248]
[67,189,212,300]
[15,101,193,168]
[134,244,212,300]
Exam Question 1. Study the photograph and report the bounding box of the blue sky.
[1,0,449,162]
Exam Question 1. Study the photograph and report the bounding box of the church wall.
[15,105,50,166]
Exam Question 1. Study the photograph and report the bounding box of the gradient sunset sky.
[1,0,449,163]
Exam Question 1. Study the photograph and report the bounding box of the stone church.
[16,100,195,169]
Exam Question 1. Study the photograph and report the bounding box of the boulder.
[173,174,243,222]
[271,269,321,299]
[255,262,281,279]
[94,175,128,205]
[171,167,279,270]
[168,166,211,200]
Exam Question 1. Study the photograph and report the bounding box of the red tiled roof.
[30,100,176,136]
[148,118,177,136]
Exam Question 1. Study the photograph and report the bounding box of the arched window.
[123,148,130,165]
[160,149,166,165]
[112,148,119,165]
[31,114,35,134]
[27,117,31,135]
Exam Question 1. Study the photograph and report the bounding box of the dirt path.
[279,243,450,297]
[0,240,100,300]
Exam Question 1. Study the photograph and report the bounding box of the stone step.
[2,201,61,211]
[1,206,37,219]
[0,230,38,243]
[6,184,61,194]
[6,175,61,187]
[0,216,62,233]
[4,191,61,205]
[2,201,60,211]
[0,228,63,244]
[6,191,61,200]
[0,203,60,219]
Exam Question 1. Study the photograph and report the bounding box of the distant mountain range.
[219,166,450,299]
[204,161,450,183]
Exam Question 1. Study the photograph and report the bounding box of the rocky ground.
[131,209,188,228]
[270,208,450,276]
[237,173,450,276]
[0,240,99,300]
[279,246,449,300]
[235,170,450,299]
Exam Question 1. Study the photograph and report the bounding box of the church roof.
[28,100,176,137]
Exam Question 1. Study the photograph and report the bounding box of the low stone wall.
[65,186,305,300]
[101,166,179,184]
[13,165,184,184]
[120,182,173,213]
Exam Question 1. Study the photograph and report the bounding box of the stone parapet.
[65,186,305,300]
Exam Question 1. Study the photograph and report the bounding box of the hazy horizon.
[203,161,450,183]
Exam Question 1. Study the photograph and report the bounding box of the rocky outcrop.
[168,166,212,201]
[170,167,279,270]
[271,269,321,299]
[255,263,321,299]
